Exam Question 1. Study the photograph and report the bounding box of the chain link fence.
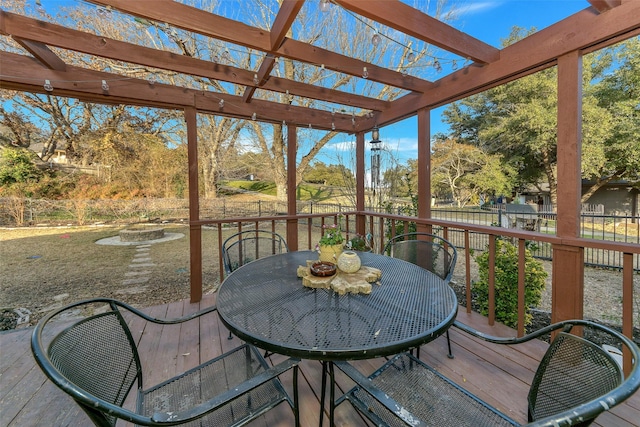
[0,197,359,226]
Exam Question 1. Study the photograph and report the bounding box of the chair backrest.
[383,232,457,282]
[222,230,288,274]
[528,331,623,425]
[36,307,142,427]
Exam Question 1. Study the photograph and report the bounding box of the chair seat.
[32,299,299,427]
[338,320,640,427]
[139,345,289,426]
[342,353,517,427]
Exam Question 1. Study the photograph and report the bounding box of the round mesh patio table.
[217,251,458,361]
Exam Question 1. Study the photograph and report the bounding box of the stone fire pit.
[95,225,184,246]
[119,226,165,242]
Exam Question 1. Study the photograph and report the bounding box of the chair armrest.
[36,297,218,325]
[109,298,218,324]
[452,319,573,344]
[334,361,424,427]
[151,357,300,424]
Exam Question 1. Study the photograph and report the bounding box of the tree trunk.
[541,149,557,206]
[200,117,244,199]
[202,150,218,199]
[580,174,620,203]
[271,124,288,202]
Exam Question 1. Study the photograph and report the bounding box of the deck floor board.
[2,299,637,427]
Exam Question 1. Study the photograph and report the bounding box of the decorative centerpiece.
[337,250,361,273]
[316,219,345,263]
[297,260,382,295]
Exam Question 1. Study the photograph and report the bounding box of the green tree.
[383,163,413,197]
[0,148,42,186]
[441,29,638,204]
[584,38,640,198]
[303,161,354,187]
[431,138,515,207]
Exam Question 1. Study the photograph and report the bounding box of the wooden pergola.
[1,0,639,325]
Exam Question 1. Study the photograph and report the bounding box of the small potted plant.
[345,233,373,252]
[316,221,345,262]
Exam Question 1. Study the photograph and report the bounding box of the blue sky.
[321,0,589,168]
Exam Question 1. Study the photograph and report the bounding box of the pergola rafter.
[86,0,431,93]
[270,0,304,52]
[12,38,66,71]
[587,0,622,13]
[2,1,637,130]
[333,0,500,64]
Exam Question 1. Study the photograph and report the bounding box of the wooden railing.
[196,210,639,369]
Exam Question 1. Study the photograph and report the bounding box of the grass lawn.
[0,225,220,327]
[223,180,338,202]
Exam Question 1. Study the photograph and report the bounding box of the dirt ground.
[1,222,638,339]
[0,223,221,330]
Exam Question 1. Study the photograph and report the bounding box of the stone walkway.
[94,232,185,296]
[119,244,153,292]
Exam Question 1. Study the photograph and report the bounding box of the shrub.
[0,148,42,186]
[472,238,547,330]
[383,189,418,238]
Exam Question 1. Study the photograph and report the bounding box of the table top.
[217,251,458,361]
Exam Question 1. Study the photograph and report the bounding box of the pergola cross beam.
[334,0,500,64]
[12,38,67,71]
[86,0,431,92]
[0,51,363,132]
[0,11,385,127]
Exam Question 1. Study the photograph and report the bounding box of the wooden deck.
[1,295,638,427]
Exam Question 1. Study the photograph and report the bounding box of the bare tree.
[243,0,456,201]
[1,0,457,200]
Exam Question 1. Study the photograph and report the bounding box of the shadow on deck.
[1,295,638,426]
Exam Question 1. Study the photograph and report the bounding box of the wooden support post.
[551,245,584,322]
[552,50,584,323]
[488,235,496,325]
[622,252,633,375]
[185,107,202,303]
[417,108,432,234]
[286,125,299,251]
[517,239,526,337]
[355,131,366,235]
[464,230,472,313]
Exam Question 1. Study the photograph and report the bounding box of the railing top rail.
[193,211,361,227]
[193,210,640,255]
[361,210,640,254]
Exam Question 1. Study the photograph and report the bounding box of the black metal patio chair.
[31,298,300,427]
[334,319,640,427]
[383,232,458,358]
[222,229,289,275]
[222,229,289,342]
